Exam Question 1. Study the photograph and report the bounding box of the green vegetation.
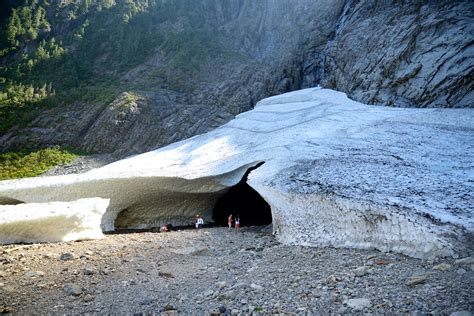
[0,81,53,133]
[0,146,78,180]
[0,0,231,133]
[116,92,138,109]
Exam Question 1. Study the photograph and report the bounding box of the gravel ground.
[0,226,473,315]
[41,154,116,176]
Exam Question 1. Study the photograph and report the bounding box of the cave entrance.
[212,162,272,227]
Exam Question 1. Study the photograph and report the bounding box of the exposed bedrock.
[322,0,474,107]
[0,88,472,258]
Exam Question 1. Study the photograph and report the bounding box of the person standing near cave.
[197,215,204,229]
[228,214,233,230]
[195,214,200,229]
[235,215,240,232]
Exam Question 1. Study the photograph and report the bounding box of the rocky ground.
[41,154,116,176]
[0,226,472,315]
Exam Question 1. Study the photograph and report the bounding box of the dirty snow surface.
[0,88,472,258]
[0,198,109,244]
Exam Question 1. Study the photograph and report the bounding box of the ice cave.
[213,163,272,227]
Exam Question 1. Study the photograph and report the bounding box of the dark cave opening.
[213,162,272,227]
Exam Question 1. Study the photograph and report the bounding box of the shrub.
[0,146,79,180]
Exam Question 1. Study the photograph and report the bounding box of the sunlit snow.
[0,88,472,257]
[0,198,109,244]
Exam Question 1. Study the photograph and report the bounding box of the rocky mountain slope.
[0,0,472,157]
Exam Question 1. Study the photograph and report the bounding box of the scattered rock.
[0,255,13,264]
[100,268,110,275]
[24,270,45,278]
[250,283,264,292]
[344,298,371,310]
[454,257,474,266]
[325,274,341,284]
[406,275,427,286]
[43,253,60,259]
[60,253,76,261]
[0,227,472,314]
[210,306,227,316]
[353,266,368,277]
[171,246,212,256]
[64,283,82,296]
[204,290,214,297]
[83,268,94,275]
[450,311,472,316]
[158,271,174,278]
[209,309,220,316]
[140,298,154,305]
[374,259,391,265]
[1,306,14,314]
[218,292,234,301]
[163,304,176,311]
[433,263,452,271]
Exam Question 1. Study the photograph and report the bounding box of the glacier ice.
[0,198,109,244]
[0,88,472,258]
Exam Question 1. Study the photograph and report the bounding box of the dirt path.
[0,227,472,315]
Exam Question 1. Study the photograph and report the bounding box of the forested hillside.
[1,0,341,157]
[0,0,472,161]
[0,0,238,133]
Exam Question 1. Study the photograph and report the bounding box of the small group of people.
[159,223,176,233]
[227,214,240,231]
[160,214,241,231]
[195,214,204,229]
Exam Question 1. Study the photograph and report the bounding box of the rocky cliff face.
[1,0,472,157]
[322,0,474,107]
